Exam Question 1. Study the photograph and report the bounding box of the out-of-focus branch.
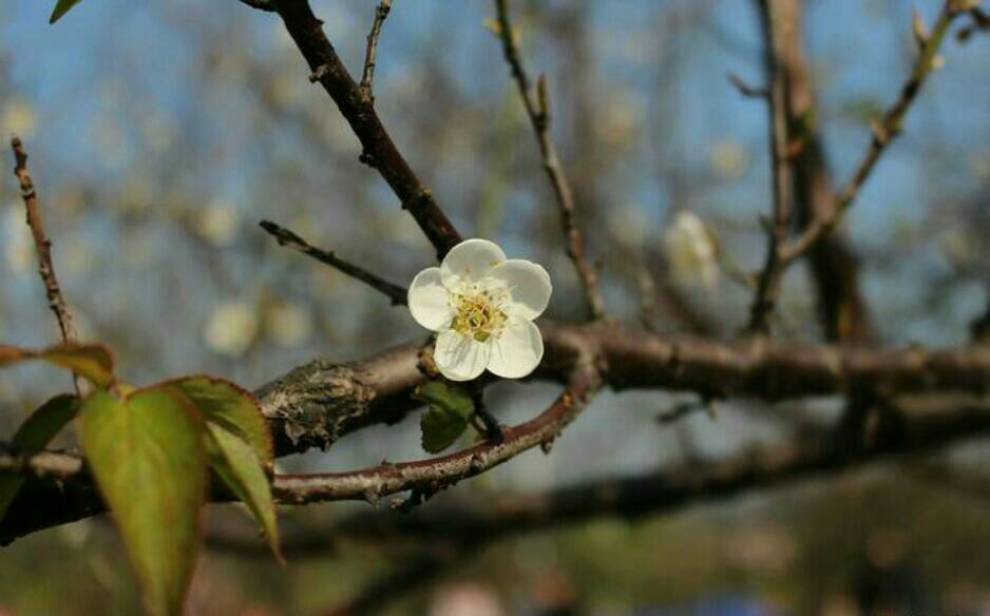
[765,0,872,342]
[742,1,964,335]
[359,0,393,102]
[727,72,769,99]
[323,550,463,616]
[747,0,794,334]
[10,137,81,393]
[266,0,462,260]
[956,6,990,41]
[237,0,274,12]
[781,0,965,264]
[315,401,990,612]
[259,220,407,306]
[493,0,606,321]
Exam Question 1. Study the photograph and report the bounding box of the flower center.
[450,288,507,342]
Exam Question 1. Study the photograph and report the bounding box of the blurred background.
[2,0,990,613]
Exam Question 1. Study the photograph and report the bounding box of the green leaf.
[204,424,281,561]
[0,394,79,521]
[164,376,278,558]
[414,381,475,454]
[0,343,115,388]
[164,376,272,468]
[49,0,83,23]
[414,381,475,418]
[80,387,207,616]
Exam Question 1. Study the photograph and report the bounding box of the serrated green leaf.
[0,343,114,388]
[0,394,79,522]
[80,387,206,616]
[49,0,83,23]
[165,376,272,469]
[204,424,281,561]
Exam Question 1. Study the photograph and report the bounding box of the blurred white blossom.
[266,302,313,348]
[709,139,748,181]
[662,210,719,289]
[198,201,241,247]
[204,300,259,356]
[0,100,38,139]
[429,583,504,616]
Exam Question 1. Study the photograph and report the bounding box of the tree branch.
[0,360,600,543]
[10,137,81,394]
[771,0,872,342]
[747,0,794,334]
[493,0,606,320]
[259,219,407,305]
[267,0,462,260]
[359,0,393,102]
[11,138,77,347]
[237,0,275,12]
[780,0,965,264]
[233,401,990,612]
[254,320,990,459]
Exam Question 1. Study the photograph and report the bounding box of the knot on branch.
[256,360,377,453]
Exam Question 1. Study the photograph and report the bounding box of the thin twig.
[779,0,964,266]
[493,0,606,320]
[727,72,769,99]
[259,220,408,305]
[956,6,990,42]
[746,0,793,334]
[237,0,275,12]
[359,0,393,103]
[11,137,80,393]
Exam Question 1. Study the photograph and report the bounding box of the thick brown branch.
[7,319,990,543]
[257,321,990,457]
[0,362,600,543]
[493,0,606,320]
[259,219,407,305]
[274,362,599,505]
[267,0,461,259]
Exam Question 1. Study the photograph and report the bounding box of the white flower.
[662,210,719,290]
[408,238,551,382]
[204,300,260,357]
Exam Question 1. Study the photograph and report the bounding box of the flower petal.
[487,318,544,379]
[440,238,506,289]
[489,259,552,320]
[408,267,453,331]
[434,330,491,381]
